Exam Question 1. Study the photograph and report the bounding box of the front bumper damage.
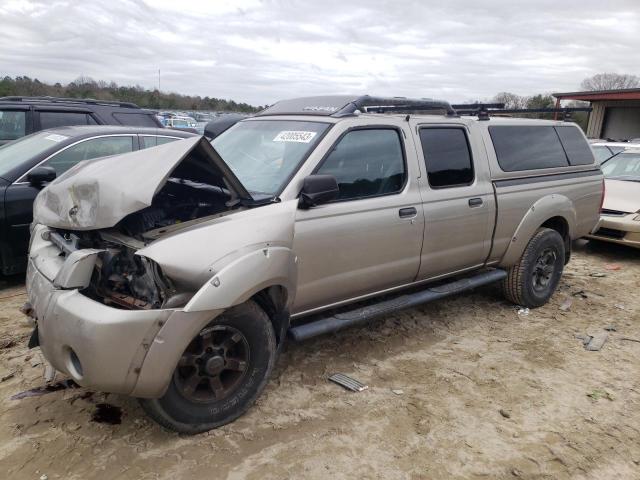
[24,225,220,398]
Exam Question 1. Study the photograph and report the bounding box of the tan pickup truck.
[23,96,603,433]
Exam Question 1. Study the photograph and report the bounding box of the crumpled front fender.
[184,245,297,312]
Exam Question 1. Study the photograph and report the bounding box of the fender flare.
[499,194,576,267]
[183,245,297,312]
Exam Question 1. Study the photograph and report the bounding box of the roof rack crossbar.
[341,96,456,117]
[455,106,592,121]
[0,96,140,109]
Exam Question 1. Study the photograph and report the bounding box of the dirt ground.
[0,240,638,480]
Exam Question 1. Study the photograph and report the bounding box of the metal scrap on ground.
[328,373,368,392]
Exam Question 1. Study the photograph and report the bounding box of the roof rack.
[453,103,592,121]
[256,95,456,118]
[0,96,141,109]
[342,96,456,117]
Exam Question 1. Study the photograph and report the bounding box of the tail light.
[599,178,606,212]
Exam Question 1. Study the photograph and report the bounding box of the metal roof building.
[553,88,640,141]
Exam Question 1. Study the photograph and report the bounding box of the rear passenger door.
[292,126,424,313]
[413,123,495,279]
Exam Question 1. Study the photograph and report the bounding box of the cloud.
[1,0,638,105]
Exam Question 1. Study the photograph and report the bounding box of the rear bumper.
[586,213,640,249]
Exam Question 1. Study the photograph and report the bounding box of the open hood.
[33,136,251,230]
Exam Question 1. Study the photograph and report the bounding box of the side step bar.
[288,269,507,341]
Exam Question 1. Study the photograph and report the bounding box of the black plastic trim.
[493,169,601,188]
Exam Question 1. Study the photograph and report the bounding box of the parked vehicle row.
[22,95,604,433]
[0,96,163,146]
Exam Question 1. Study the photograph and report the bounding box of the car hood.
[32,136,251,230]
[604,178,640,213]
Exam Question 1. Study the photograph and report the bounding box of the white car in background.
[588,148,640,249]
[589,140,638,164]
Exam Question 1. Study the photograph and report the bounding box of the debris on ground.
[572,290,589,299]
[587,390,614,401]
[604,264,622,271]
[0,338,15,349]
[391,389,404,395]
[328,373,368,392]
[10,379,79,400]
[620,337,640,344]
[1,371,15,382]
[585,333,608,351]
[517,307,529,316]
[499,409,511,419]
[589,272,607,278]
[604,325,617,332]
[559,298,573,311]
[575,334,592,346]
[614,304,625,310]
[91,403,122,425]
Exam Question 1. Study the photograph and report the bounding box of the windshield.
[212,119,330,196]
[601,152,640,180]
[0,131,68,179]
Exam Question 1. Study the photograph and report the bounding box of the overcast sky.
[2,0,639,106]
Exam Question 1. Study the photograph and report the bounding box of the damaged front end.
[75,231,176,310]
[31,136,256,311]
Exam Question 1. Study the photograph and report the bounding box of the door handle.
[468,197,483,207]
[399,207,417,218]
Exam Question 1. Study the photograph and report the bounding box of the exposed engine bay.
[54,159,248,309]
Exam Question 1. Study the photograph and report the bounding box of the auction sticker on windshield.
[273,131,317,143]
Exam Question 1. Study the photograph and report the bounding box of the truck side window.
[554,126,595,165]
[316,128,405,200]
[419,128,474,188]
[489,126,569,171]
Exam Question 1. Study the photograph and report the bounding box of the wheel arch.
[499,194,576,267]
[251,285,290,348]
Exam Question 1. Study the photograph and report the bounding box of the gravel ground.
[0,240,638,480]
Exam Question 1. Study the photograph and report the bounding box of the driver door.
[292,126,424,314]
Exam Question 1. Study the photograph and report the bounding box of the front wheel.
[139,300,276,434]
[502,228,565,308]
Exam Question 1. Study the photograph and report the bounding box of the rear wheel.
[139,300,276,434]
[502,228,565,308]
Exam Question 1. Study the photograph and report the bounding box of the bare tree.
[580,73,640,91]
[492,92,528,109]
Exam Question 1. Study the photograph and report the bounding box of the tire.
[502,228,565,308]
[139,300,276,434]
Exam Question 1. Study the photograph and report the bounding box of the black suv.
[0,96,163,146]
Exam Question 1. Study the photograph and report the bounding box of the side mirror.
[27,166,57,187]
[299,174,339,208]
